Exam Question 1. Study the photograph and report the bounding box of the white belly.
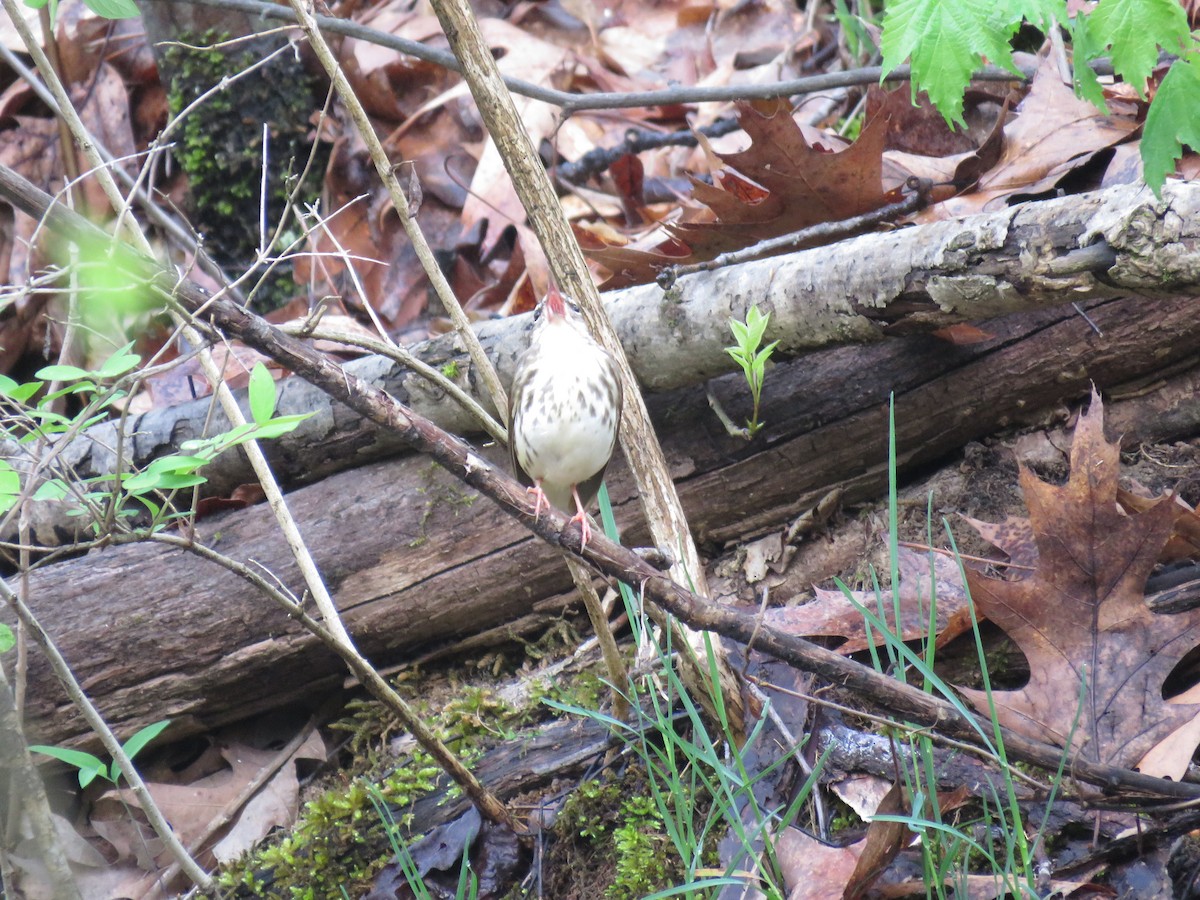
[512,338,619,512]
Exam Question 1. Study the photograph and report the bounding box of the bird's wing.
[576,353,624,508]
[508,349,537,489]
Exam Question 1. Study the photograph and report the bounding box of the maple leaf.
[1087,0,1190,93]
[879,0,1021,126]
[1142,55,1200,194]
[960,388,1197,770]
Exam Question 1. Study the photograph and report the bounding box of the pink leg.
[527,482,549,519]
[570,484,592,552]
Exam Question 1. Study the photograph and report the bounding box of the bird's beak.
[544,285,567,320]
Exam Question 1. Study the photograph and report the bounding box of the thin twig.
[145,532,515,829]
[286,0,510,422]
[565,553,630,720]
[184,0,1053,114]
[0,577,208,889]
[132,717,321,899]
[278,324,507,444]
[0,40,237,290]
[747,674,1052,794]
[659,177,934,285]
[0,662,82,899]
[428,0,748,733]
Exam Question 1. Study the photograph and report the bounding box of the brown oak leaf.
[961,388,1195,770]
[587,100,899,288]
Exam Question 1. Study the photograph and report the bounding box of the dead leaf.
[774,827,863,900]
[97,729,327,876]
[960,388,1198,768]
[766,547,967,653]
[589,100,900,287]
[929,60,1137,219]
[1119,486,1200,563]
[930,323,997,345]
[843,782,910,900]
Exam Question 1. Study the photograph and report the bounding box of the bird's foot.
[527,484,550,519]
[570,485,593,553]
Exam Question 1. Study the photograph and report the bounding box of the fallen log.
[13,290,1200,749]
[8,179,1200,546]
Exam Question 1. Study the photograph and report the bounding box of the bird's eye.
[565,299,582,315]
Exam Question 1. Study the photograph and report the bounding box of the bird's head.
[533,285,586,334]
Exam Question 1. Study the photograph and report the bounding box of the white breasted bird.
[509,286,622,551]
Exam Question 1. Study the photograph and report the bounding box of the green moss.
[209,773,390,898]
[203,626,632,897]
[203,678,523,898]
[162,29,326,314]
[551,768,706,900]
[528,664,605,712]
[610,794,673,899]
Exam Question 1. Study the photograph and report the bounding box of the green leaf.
[123,457,208,493]
[247,363,277,425]
[42,382,98,404]
[79,764,106,787]
[724,348,751,379]
[134,495,162,519]
[35,364,92,382]
[149,473,207,490]
[110,719,171,782]
[0,374,39,403]
[880,0,1021,126]
[1069,13,1109,110]
[82,0,139,19]
[0,461,19,515]
[28,745,108,787]
[1088,0,1188,94]
[1142,55,1200,195]
[24,408,71,427]
[728,318,749,345]
[1015,0,1066,32]
[744,306,769,346]
[249,413,314,441]
[0,623,13,654]
[32,479,69,501]
[121,470,164,493]
[178,435,222,457]
[145,454,209,474]
[97,343,141,379]
[121,719,171,758]
[182,423,256,457]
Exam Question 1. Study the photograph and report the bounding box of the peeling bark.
[9,181,1200,544]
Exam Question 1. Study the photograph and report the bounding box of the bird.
[509,286,623,552]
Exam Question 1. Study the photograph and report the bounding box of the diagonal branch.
[0,163,1192,803]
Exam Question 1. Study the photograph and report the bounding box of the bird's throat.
[545,287,567,319]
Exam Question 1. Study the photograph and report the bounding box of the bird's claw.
[570,510,592,553]
[527,484,549,519]
[570,485,593,553]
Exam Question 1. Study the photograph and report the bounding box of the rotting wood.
[6,175,1200,546]
[10,291,1200,750]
